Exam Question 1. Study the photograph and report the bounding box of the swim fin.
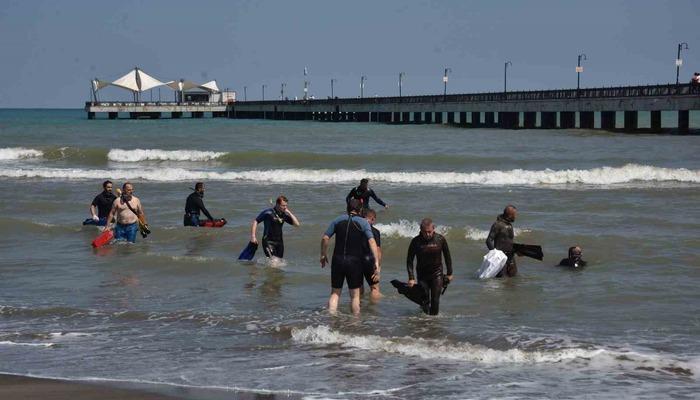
[238,241,258,261]
[513,243,544,260]
[391,279,429,311]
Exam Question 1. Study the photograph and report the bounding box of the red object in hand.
[199,218,227,228]
[92,230,114,248]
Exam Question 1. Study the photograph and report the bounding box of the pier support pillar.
[678,110,690,133]
[87,112,95,120]
[484,112,495,127]
[601,111,616,130]
[580,111,594,129]
[499,112,519,129]
[402,112,410,123]
[623,111,638,132]
[424,112,433,123]
[523,112,536,128]
[560,112,575,129]
[393,112,401,123]
[541,112,557,129]
[435,112,443,124]
[413,112,422,123]
[447,112,455,124]
[459,112,467,125]
[370,112,378,122]
[471,112,481,126]
[650,111,662,132]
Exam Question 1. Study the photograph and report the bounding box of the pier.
[86,83,700,132]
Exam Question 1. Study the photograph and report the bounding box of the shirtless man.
[105,182,147,243]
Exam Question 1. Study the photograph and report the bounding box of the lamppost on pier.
[360,76,366,98]
[303,67,309,100]
[281,83,286,100]
[330,79,336,98]
[262,84,266,101]
[577,53,587,91]
[399,72,405,97]
[243,86,247,101]
[676,42,689,85]
[443,67,451,100]
[504,61,512,95]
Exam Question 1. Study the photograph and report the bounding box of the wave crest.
[374,220,450,238]
[0,147,43,160]
[108,149,227,162]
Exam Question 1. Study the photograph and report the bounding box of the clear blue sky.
[0,0,698,107]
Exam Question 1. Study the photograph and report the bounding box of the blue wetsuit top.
[324,214,375,259]
[256,207,294,242]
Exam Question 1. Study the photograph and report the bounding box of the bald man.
[406,218,452,315]
[486,205,518,277]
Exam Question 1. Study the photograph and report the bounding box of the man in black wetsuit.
[85,180,116,226]
[406,218,453,315]
[558,246,587,268]
[184,182,215,226]
[321,199,380,314]
[346,178,388,211]
[250,195,300,258]
[361,208,382,300]
[486,205,518,277]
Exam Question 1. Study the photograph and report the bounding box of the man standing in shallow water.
[105,182,147,243]
[486,205,518,277]
[250,195,300,259]
[406,218,452,315]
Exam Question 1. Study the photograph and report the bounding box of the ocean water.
[0,109,699,399]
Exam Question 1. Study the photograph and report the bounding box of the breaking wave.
[0,147,43,160]
[108,149,228,162]
[374,220,450,238]
[0,164,698,186]
[290,325,697,375]
[463,225,531,241]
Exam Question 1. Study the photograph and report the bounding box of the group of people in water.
[84,178,586,315]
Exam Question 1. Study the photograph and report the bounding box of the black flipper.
[238,242,258,261]
[513,243,544,261]
[391,279,429,311]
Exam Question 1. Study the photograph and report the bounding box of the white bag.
[476,249,508,279]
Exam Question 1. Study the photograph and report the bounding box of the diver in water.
[486,205,518,277]
[558,246,587,268]
[84,180,116,226]
[250,195,300,258]
[346,178,388,211]
[406,218,453,315]
[183,182,215,226]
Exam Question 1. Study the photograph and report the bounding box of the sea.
[0,109,699,399]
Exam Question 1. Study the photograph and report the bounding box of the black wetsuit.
[486,214,517,277]
[558,258,587,268]
[406,233,452,315]
[92,191,116,219]
[325,214,375,289]
[361,226,381,286]
[256,208,294,258]
[184,192,213,226]
[346,187,386,210]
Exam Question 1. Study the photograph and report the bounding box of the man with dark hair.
[250,195,300,258]
[486,205,518,277]
[361,208,382,299]
[183,182,215,226]
[558,246,587,268]
[346,178,388,210]
[85,180,116,226]
[321,198,380,314]
[406,218,452,315]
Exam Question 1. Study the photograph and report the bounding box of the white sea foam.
[374,220,450,238]
[464,225,531,241]
[108,148,227,162]
[0,147,43,160]
[0,164,697,186]
[0,340,54,348]
[291,325,698,376]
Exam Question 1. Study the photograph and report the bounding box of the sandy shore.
[0,374,300,399]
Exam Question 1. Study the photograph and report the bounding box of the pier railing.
[241,83,698,106]
[86,101,225,107]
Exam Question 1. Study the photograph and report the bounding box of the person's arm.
[442,236,453,280]
[196,196,214,220]
[368,238,380,280]
[285,209,300,227]
[250,220,259,244]
[320,235,330,267]
[345,189,354,204]
[90,204,99,220]
[485,223,498,250]
[135,198,147,224]
[406,238,417,286]
[369,189,387,208]
[105,199,118,231]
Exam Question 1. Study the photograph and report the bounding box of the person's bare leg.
[369,284,383,302]
[328,288,342,313]
[349,288,361,315]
